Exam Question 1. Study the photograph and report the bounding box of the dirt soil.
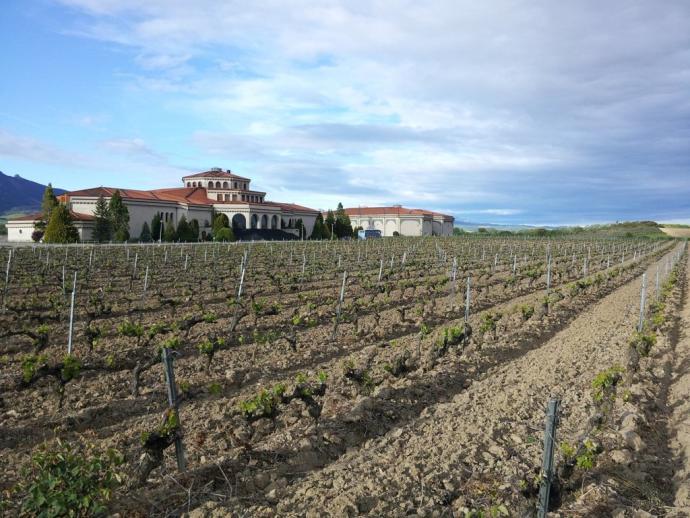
[184,250,684,516]
[661,227,690,238]
[669,255,690,515]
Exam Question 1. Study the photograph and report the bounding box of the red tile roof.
[61,187,215,206]
[182,169,251,181]
[58,185,319,214]
[343,206,454,222]
[10,211,95,222]
[265,201,319,213]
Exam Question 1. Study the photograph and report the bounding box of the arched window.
[234,182,238,189]
[271,215,278,229]
[251,214,258,229]
[216,181,221,188]
[223,181,228,188]
[261,214,268,228]
[186,182,191,187]
[192,182,197,187]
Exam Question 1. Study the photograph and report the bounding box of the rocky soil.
[182,248,688,517]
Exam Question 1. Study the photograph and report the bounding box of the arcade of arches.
[228,213,280,230]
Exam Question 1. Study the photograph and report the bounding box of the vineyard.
[0,235,687,516]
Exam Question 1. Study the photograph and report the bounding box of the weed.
[16,440,123,517]
[518,304,534,320]
[592,365,624,404]
[21,354,47,383]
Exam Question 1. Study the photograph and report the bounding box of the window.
[217,194,222,201]
[224,194,230,201]
[223,181,228,188]
[234,182,238,188]
[187,182,191,187]
[232,194,237,201]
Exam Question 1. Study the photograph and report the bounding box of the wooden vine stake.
[449,256,458,306]
[537,398,560,518]
[67,271,77,355]
[2,248,12,312]
[464,275,471,323]
[161,348,186,471]
[332,270,347,340]
[637,272,647,332]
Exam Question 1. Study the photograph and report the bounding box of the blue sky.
[1,0,689,225]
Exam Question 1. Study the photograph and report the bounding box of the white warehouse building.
[345,206,455,237]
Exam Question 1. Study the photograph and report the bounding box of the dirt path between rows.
[669,253,690,515]
[203,250,680,516]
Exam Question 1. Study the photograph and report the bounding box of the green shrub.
[117,320,143,338]
[202,312,217,323]
[560,441,576,460]
[239,384,286,420]
[479,312,501,334]
[60,355,81,383]
[21,354,47,383]
[575,439,599,470]
[630,330,657,358]
[519,304,534,320]
[592,366,624,403]
[17,439,123,516]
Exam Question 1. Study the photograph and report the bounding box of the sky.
[1,0,689,226]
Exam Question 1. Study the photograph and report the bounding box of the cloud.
[24,1,690,223]
[0,128,94,167]
[100,137,162,159]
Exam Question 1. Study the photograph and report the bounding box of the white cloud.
[35,0,690,222]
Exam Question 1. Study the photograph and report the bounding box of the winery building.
[6,168,319,242]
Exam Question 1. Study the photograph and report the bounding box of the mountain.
[0,170,65,216]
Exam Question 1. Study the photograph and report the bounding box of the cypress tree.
[38,184,59,230]
[108,190,130,242]
[334,202,353,238]
[44,204,79,244]
[176,216,197,242]
[151,214,162,242]
[295,218,305,239]
[163,224,176,242]
[310,213,327,239]
[214,227,235,242]
[325,210,335,239]
[139,222,152,242]
[190,219,200,240]
[212,213,229,237]
[92,195,112,242]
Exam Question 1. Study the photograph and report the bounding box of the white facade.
[347,207,454,237]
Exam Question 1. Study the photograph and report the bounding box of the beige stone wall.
[351,214,452,237]
[7,221,35,242]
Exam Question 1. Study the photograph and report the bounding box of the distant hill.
[457,220,670,239]
[0,170,65,216]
